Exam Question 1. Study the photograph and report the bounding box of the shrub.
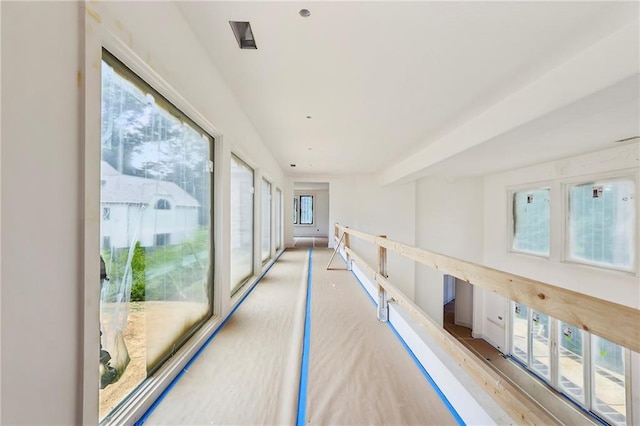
[130,241,146,302]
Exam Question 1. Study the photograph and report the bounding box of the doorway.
[443,275,473,339]
[293,182,330,247]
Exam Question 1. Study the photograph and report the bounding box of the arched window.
[155,198,171,210]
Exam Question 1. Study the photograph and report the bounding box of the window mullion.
[584,331,592,412]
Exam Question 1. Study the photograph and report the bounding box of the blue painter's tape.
[345,257,464,425]
[296,248,313,426]
[135,250,286,425]
[387,322,465,426]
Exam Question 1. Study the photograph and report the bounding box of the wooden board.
[336,225,640,354]
[344,246,557,425]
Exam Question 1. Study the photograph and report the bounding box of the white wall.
[484,143,640,303]
[481,142,640,350]
[288,174,416,298]
[1,3,82,424]
[1,2,286,424]
[293,189,329,237]
[414,176,484,326]
[351,176,416,299]
[454,279,473,329]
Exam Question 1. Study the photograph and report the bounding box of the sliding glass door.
[100,50,213,420]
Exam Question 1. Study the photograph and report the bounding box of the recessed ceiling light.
[229,21,257,49]
[299,9,311,18]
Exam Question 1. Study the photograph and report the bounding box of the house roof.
[101,162,200,208]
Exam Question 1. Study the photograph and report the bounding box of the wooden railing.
[332,223,640,425]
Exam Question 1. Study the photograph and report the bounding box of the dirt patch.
[99,302,146,420]
[98,301,209,421]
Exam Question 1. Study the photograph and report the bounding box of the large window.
[512,188,550,256]
[510,302,631,425]
[99,51,213,420]
[568,179,635,271]
[261,179,271,263]
[230,155,254,293]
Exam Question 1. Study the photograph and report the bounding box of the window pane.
[100,53,212,419]
[511,302,528,363]
[591,336,626,426]
[558,322,585,404]
[230,155,254,292]
[262,179,271,262]
[275,189,282,250]
[300,195,313,225]
[569,180,635,269]
[512,188,550,255]
[531,311,551,380]
[293,198,298,224]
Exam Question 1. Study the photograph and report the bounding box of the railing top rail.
[335,223,640,354]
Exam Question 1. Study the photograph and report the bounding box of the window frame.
[508,186,551,258]
[510,300,634,424]
[90,45,220,425]
[275,188,283,251]
[261,178,272,264]
[562,174,637,274]
[298,194,314,226]
[102,48,216,323]
[230,153,255,293]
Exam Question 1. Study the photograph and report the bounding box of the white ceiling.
[176,1,640,181]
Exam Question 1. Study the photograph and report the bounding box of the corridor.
[139,249,458,425]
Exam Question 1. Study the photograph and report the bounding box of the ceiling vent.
[229,21,257,49]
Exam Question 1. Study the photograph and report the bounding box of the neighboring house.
[100,161,200,249]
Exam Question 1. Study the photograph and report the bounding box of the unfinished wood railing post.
[377,235,389,322]
[344,226,352,271]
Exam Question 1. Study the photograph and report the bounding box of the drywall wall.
[288,175,416,299]
[351,176,416,300]
[293,189,329,237]
[0,1,4,422]
[286,176,357,249]
[415,176,484,326]
[481,142,640,350]
[1,2,82,423]
[1,1,286,423]
[85,1,287,421]
[484,143,640,305]
[454,279,473,329]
